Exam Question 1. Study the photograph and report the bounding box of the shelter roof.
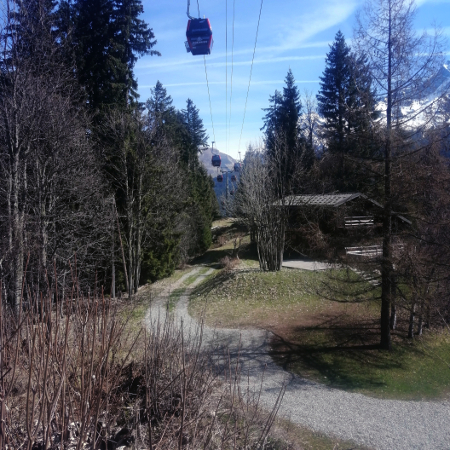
[282,193,371,207]
[279,193,411,224]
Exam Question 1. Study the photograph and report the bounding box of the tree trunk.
[408,301,415,339]
[380,4,393,351]
[12,154,24,314]
[417,299,424,336]
[111,225,115,299]
[390,274,397,330]
[390,301,397,331]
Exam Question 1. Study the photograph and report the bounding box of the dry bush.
[139,313,284,449]
[218,256,240,272]
[1,277,284,449]
[0,279,137,450]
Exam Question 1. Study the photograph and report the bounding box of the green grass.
[212,218,235,228]
[269,417,372,450]
[184,266,211,285]
[189,267,377,328]
[270,329,450,400]
[189,264,450,400]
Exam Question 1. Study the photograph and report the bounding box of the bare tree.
[232,147,287,271]
[0,0,110,309]
[300,90,321,162]
[354,0,446,349]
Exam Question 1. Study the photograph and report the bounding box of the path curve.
[145,267,450,450]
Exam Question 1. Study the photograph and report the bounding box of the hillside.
[199,147,241,202]
[199,147,237,177]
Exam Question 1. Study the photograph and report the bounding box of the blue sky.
[136,0,450,160]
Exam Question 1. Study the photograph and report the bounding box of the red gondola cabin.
[185,18,213,55]
[211,154,221,167]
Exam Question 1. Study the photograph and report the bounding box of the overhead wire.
[204,56,216,143]
[196,0,216,144]
[225,0,228,155]
[238,0,264,154]
[228,0,236,158]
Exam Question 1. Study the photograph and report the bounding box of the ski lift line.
[225,0,228,155]
[228,0,236,151]
[204,55,216,143]
[238,0,264,154]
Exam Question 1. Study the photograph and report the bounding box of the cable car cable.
[192,0,215,143]
[228,0,235,154]
[225,0,228,155]
[204,56,216,143]
[238,0,264,154]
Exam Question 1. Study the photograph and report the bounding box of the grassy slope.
[189,257,450,400]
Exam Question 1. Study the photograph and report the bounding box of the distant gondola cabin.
[185,18,213,55]
[211,154,221,167]
[231,174,236,182]
[217,174,223,182]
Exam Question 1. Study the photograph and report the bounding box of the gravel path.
[145,267,450,450]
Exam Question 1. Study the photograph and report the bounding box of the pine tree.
[281,69,302,160]
[181,98,209,167]
[262,70,304,195]
[4,0,66,68]
[146,81,176,125]
[145,84,216,259]
[317,31,352,156]
[71,0,159,112]
[111,0,160,105]
[317,31,377,191]
[179,99,214,255]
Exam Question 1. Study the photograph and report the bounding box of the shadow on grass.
[191,266,260,299]
[192,241,259,265]
[269,313,427,393]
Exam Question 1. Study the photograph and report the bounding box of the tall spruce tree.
[262,69,304,195]
[181,98,209,167]
[317,31,377,191]
[180,99,214,255]
[317,31,352,156]
[70,0,159,112]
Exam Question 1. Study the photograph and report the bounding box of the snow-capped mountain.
[374,62,450,130]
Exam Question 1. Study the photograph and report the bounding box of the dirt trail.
[145,266,450,450]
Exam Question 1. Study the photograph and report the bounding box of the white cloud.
[257,0,359,55]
